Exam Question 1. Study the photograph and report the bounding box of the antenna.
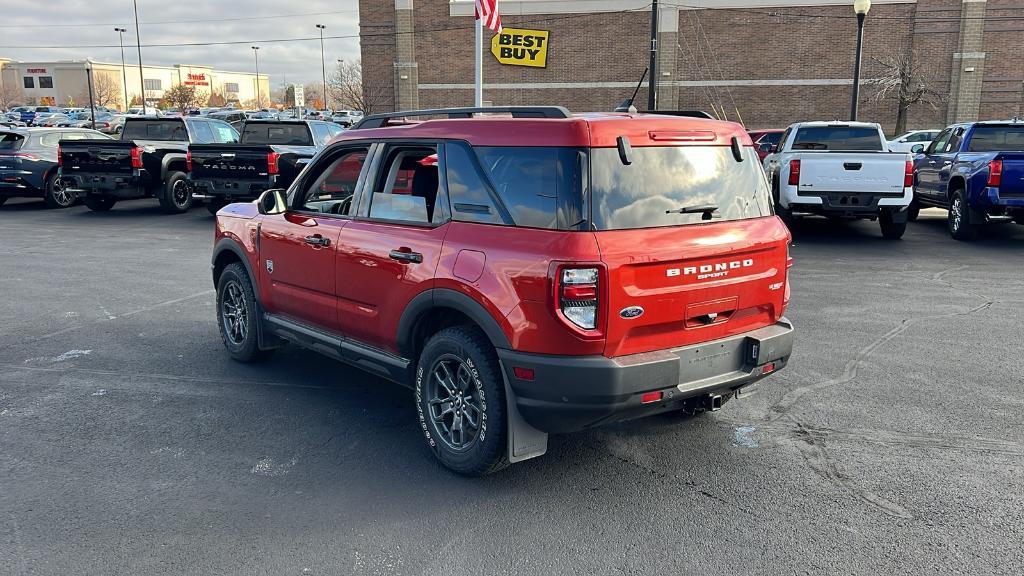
[615,67,649,113]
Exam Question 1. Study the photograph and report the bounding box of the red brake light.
[130,146,144,169]
[641,391,664,404]
[512,367,535,381]
[558,267,600,331]
[186,150,192,172]
[904,160,914,188]
[788,159,801,186]
[987,159,1002,188]
[56,146,62,167]
[267,151,280,175]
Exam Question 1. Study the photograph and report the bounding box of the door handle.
[304,234,330,247]
[389,249,423,264]
[942,161,952,166]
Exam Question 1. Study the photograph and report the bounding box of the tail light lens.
[56,146,62,167]
[267,151,280,175]
[558,267,599,330]
[787,159,801,186]
[904,160,914,188]
[987,159,1002,188]
[130,146,144,169]
[186,150,192,172]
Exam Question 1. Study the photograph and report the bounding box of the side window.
[945,128,964,153]
[38,133,61,147]
[188,120,215,144]
[211,121,239,143]
[444,141,505,225]
[327,124,345,138]
[368,145,444,225]
[776,128,791,152]
[297,147,369,216]
[310,123,333,146]
[926,129,952,155]
[475,146,584,229]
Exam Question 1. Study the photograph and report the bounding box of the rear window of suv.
[967,126,1024,152]
[791,126,883,151]
[122,120,188,141]
[0,132,25,150]
[591,146,771,230]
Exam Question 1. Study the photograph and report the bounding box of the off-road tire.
[771,176,793,223]
[415,326,509,476]
[83,195,116,211]
[158,171,192,214]
[43,174,75,209]
[948,189,978,241]
[907,196,920,222]
[216,262,274,363]
[879,209,907,240]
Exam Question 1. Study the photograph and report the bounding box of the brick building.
[359,0,1024,133]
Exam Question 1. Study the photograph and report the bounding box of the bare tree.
[92,73,123,108]
[303,82,325,110]
[864,50,945,135]
[0,82,23,109]
[328,60,385,114]
[162,84,206,112]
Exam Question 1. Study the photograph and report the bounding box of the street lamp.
[133,0,146,113]
[114,28,129,112]
[316,24,328,112]
[251,46,261,109]
[850,0,871,121]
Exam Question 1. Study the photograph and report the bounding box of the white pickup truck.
[761,121,914,239]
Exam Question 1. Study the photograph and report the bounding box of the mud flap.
[499,360,548,463]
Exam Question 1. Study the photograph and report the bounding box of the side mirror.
[911,144,925,154]
[257,188,287,215]
[758,142,774,154]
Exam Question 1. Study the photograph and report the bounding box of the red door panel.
[259,212,346,332]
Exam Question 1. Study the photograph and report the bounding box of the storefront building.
[359,0,1024,132]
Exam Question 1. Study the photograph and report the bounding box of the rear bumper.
[0,178,40,196]
[61,170,149,198]
[190,176,278,200]
[498,319,795,434]
[982,187,1024,208]
[781,183,912,213]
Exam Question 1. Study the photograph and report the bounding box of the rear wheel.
[43,174,75,209]
[216,262,274,363]
[158,171,192,214]
[83,195,116,211]
[948,190,978,240]
[415,326,509,476]
[771,177,793,223]
[879,209,907,240]
[907,196,920,222]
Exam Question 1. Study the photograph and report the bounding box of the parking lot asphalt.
[1,198,1022,576]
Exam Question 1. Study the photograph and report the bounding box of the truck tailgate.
[189,144,273,180]
[798,153,907,195]
[59,140,135,175]
[996,153,1024,197]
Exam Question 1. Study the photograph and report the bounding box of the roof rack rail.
[638,110,715,120]
[352,106,572,129]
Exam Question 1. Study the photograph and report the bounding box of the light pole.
[133,0,146,113]
[316,24,328,112]
[114,28,129,112]
[85,60,97,129]
[251,46,261,109]
[850,0,871,121]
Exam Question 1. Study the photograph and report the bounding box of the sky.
[0,0,362,87]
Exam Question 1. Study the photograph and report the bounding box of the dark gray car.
[0,128,112,208]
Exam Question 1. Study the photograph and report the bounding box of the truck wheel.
[771,177,793,223]
[158,171,192,214]
[43,174,75,209]
[83,196,116,212]
[206,199,228,216]
[948,190,978,241]
[415,326,509,476]
[216,262,274,363]
[907,197,920,222]
[879,210,907,240]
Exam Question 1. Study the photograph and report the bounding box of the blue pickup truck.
[910,120,1024,240]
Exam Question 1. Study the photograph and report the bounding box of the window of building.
[38,76,54,89]
[23,77,34,89]
[143,79,162,91]
[224,82,239,93]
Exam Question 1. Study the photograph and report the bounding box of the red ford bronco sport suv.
[212,106,794,475]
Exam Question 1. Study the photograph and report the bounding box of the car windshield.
[967,126,1024,152]
[590,146,772,230]
[791,126,883,151]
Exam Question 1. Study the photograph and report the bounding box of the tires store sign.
[491,28,549,68]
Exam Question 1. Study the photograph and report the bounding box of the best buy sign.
[491,28,549,68]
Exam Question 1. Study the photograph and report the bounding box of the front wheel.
[879,209,907,240]
[83,195,116,212]
[415,326,509,476]
[158,171,192,214]
[948,190,978,241]
[216,262,274,363]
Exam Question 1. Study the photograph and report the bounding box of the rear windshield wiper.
[666,204,718,220]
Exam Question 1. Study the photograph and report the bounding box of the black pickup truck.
[59,116,239,213]
[187,119,343,214]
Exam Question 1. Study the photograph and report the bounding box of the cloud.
[0,0,361,86]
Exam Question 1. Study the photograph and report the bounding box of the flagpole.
[475,17,483,107]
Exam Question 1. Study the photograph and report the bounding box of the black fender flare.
[212,236,257,295]
[396,288,512,359]
[161,153,188,182]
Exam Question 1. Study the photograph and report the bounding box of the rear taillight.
[558,267,599,330]
[130,146,144,169]
[904,160,914,188]
[987,159,1002,188]
[186,150,192,172]
[56,146,62,166]
[267,151,280,175]
[787,159,801,186]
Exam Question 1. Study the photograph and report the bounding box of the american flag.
[475,0,503,34]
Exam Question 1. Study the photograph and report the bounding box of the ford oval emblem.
[619,306,645,319]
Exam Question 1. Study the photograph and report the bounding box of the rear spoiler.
[638,110,715,120]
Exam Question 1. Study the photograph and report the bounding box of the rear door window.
[188,120,215,144]
[792,126,883,151]
[210,121,239,144]
[591,146,771,230]
[310,123,334,146]
[474,146,586,230]
[368,145,445,225]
